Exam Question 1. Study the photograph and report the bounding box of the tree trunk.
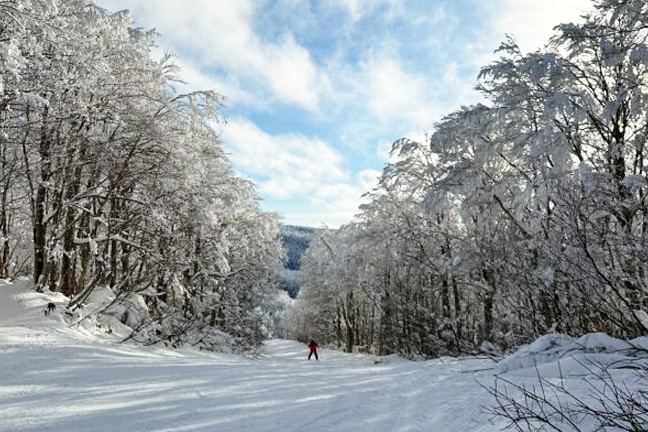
[482,268,496,343]
[33,107,51,286]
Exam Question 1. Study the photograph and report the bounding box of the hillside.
[280,225,325,271]
[278,225,326,298]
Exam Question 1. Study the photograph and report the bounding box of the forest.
[1,0,647,358]
[1,1,648,431]
[287,0,648,358]
[0,0,284,350]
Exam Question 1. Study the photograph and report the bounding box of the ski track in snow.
[0,283,504,432]
[0,339,500,432]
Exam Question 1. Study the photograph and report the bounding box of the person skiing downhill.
[308,340,319,360]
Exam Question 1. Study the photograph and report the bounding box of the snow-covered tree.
[291,0,648,357]
[0,0,284,351]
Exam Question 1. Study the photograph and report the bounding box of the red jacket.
[308,342,318,353]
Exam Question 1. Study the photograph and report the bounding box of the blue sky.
[97,0,591,227]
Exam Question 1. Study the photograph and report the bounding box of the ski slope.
[0,281,500,432]
[0,331,498,432]
[1,280,646,432]
[9,339,500,432]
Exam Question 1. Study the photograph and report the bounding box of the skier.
[308,340,319,360]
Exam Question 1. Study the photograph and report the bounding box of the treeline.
[0,1,283,349]
[287,0,648,357]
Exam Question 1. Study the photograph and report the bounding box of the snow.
[635,309,648,330]
[0,280,646,432]
[620,173,648,190]
[0,335,495,432]
[499,332,648,376]
[0,280,500,431]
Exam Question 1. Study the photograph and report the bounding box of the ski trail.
[0,290,501,432]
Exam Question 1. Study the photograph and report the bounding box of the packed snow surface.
[1,280,646,432]
[0,281,499,432]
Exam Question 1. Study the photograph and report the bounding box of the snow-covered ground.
[0,280,646,432]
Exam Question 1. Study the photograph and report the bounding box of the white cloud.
[96,0,598,228]
[306,169,381,228]
[168,57,269,110]
[339,0,593,145]
[98,0,324,111]
[358,168,381,191]
[374,130,430,167]
[220,120,382,228]
[220,119,348,200]
[328,0,403,22]
[487,0,591,54]
[259,34,323,111]
[364,57,435,125]
[341,55,476,152]
[376,140,394,162]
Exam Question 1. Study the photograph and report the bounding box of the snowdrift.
[0,279,241,352]
[499,332,648,377]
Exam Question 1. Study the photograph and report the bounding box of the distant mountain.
[278,225,325,298]
[280,225,325,270]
